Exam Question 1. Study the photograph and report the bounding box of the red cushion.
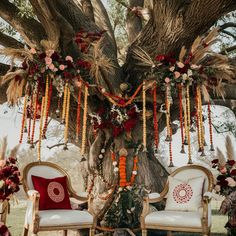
[31,175,72,210]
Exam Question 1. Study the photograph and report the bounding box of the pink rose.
[177,61,185,68]
[226,177,236,187]
[214,184,221,192]
[65,55,73,62]
[174,71,181,79]
[165,77,170,83]
[30,48,36,54]
[219,167,227,174]
[45,57,52,65]
[48,63,55,71]
[169,66,175,72]
[59,64,65,70]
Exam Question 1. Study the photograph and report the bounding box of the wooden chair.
[140,165,214,236]
[22,161,96,236]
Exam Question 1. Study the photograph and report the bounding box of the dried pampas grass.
[201,84,210,102]
[216,147,226,168]
[131,46,155,68]
[225,135,235,161]
[179,46,187,62]
[40,40,58,51]
[0,137,7,160]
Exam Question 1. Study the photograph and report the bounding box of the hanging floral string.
[30,85,39,148]
[186,85,193,164]
[165,84,171,142]
[42,77,53,138]
[19,94,28,143]
[64,87,71,150]
[195,88,202,152]
[207,100,214,151]
[76,84,82,143]
[197,86,205,156]
[178,84,185,153]
[153,86,159,151]
[61,82,68,123]
[81,85,88,155]
[168,126,174,167]
[27,94,33,144]
[183,88,188,145]
[37,97,46,161]
[142,81,147,151]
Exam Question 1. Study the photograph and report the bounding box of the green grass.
[6,199,228,236]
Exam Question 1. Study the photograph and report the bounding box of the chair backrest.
[22,161,70,193]
[169,165,214,194]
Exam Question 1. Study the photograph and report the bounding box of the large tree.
[0,0,236,231]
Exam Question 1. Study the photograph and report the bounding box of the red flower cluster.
[212,159,236,196]
[0,156,20,200]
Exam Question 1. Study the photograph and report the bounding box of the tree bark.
[0,32,24,48]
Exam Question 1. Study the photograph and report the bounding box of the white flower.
[101,148,105,153]
[132,171,137,175]
[99,154,103,159]
[114,167,119,172]
[176,61,185,68]
[187,69,193,77]
[112,161,117,166]
[169,66,175,72]
[101,88,106,93]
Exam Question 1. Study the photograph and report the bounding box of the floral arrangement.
[0,138,20,201]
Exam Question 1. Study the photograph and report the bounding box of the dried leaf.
[179,46,187,62]
[216,147,226,168]
[0,137,7,160]
[225,135,235,161]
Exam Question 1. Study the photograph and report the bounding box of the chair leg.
[142,229,147,236]
[89,228,95,236]
[22,227,28,236]
[63,230,68,236]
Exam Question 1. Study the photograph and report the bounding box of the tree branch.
[91,0,117,56]
[0,0,46,47]
[81,0,95,21]
[219,22,236,31]
[221,30,236,40]
[29,0,60,45]
[0,31,24,48]
[221,44,236,54]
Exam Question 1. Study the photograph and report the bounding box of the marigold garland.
[186,85,192,164]
[195,88,202,152]
[76,86,82,143]
[178,84,185,153]
[38,97,46,161]
[64,87,71,150]
[165,85,171,142]
[19,94,28,143]
[197,86,205,156]
[142,81,147,151]
[153,86,159,151]
[27,95,33,144]
[61,83,68,123]
[183,88,188,145]
[207,101,215,151]
[168,127,174,167]
[42,77,53,138]
[81,85,88,155]
[30,86,39,148]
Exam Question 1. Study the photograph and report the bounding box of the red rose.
[227,160,235,166]
[212,159,219,164]
[155,54,165,61]
[230,169,236,176]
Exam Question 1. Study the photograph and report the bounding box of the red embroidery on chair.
[47,181,65,203]
[173,183,193,204]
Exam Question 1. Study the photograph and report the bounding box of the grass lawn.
[6,198,228,236]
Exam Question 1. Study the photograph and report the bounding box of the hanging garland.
[178,84,185,153]
[153,86,159,151]
[186,85,193,164]
[195,88,202,153]
[81,85,88,155]
[76,82,82,143]
[142,81,147,151]
[19,94,28,144]
[207,101,215,151]
[64,86,71,150]
[165,84,171,142]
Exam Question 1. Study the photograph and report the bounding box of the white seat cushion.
[39,210,93,227]
[145,210,210,228]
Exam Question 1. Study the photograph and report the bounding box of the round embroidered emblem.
[173,183,193,204]
[47,181,65,203]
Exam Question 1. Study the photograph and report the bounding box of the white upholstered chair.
[140,165,214,236]
[22,161,96,236]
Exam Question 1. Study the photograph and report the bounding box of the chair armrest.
[27,190,39,199]
[148,192,166,203]
[203,192,212,202]
[69,190,88,202]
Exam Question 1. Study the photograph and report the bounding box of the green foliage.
[11,0,34,18]
[103,185,147,229]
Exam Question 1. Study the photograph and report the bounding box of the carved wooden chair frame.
[140,165,214,236]
[22,161,97,236]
